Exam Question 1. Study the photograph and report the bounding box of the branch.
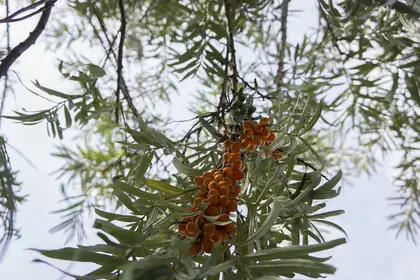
[115,0,127,124]
[0,0,11,126]
[276,0,289,87]
[0,2,54,79]
[223,0,238,94]
[0,0,54,23]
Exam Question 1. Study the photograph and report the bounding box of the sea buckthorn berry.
[203,172,212,179]
[194,176,204,185]
[183,217,192,222]
[226,201,238,212]
[211,168,219,173]
[203,223,216,235]
[243,120,254,129]
[222,167,233,176]
[243,128,253,138]
[224,177,232,185]
[224,139,233,149]
[260,127,271,138]
[205,206,219,216]
[232,171,244,181]
[208,181,218,190]
[209,189,221,197]
[218,181,228,188]
[252,135,262,146]
[185,230,196,237]
[211,229,223,242]
[253,124,264,134]
[196,190,207,198]
[189,243,201,256]
[238,135,245,142]
[219,185,230,196]
[219,195,230,207]
[186,222,197,234]
[259,117,270,126]
[203,178,212,186]
[202,240,214,253]
[241,137,252,149]
[208,194,219,206]
[221,230,228,242]
[273,150,284,161]
[214,174,224,182]
[248,143,256,152]
[231,152,240,161]
[223,152,230,162]
[178,223,186,234]
[266,132,275,142]
[233,186,241,196]
[231,142,241,153]
[232,159,241,170]
[224,223,238,235]
[194,197,205,206]
[217,213,230,222]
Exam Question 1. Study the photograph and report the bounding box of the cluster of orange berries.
[178,117,280,256]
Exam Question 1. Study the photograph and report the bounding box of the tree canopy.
[0,0,419,278]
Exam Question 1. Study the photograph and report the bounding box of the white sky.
[0,0,419,279]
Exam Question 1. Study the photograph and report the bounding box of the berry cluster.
[178,117,279,256]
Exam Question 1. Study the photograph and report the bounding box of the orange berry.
[203,178,212,186]
[231,142,241,153]
[226,201,237,212]
[211,229,223,242]
[224,139,233,149]
[223,152,230,162]
[231,152,240,161]
[219,195,230,207]
[209,189,220,197]
[243,128,253,138]
[238,135,245,142]
[183,217,192,222]
[203,172,212,179]
[219,185,230,196]
[260,127,271,138]
[202,240,214,253]
[221,230,228,242]
[266,132,275,142]
[232,171,244,181]
[241,137,252,149]
[208,181,218,190]
[222,167,233,176]
[185,230,196,237]
[225,223,238,235]
[194,176,204,185]
[178,223,186,234]
[224,177,232,185]
[239,161,246,171]
[194,197,205,207]
[189,243,201,256]
[253,124,264,134]
[252,135,262,146]
[214,174,224,182]
[232,159,241,170]
[186,222,197,234]
[196,190,207,198]
[208,194,219,206]
[273,150,284,161]
[243,120,254,129]
[233,186,241,196]
[206,206,219,216]
[248,143,256,152]
[259,117,270,126]
[203,223,216,235]
[217,213,230,222]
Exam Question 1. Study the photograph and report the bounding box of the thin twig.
[0,0,11,125]
[319,5,346,57]
[276,0,289,87]
[0,2,54,79]
[0,0,54,23]
[223,0,238,94]
[115,0,127,124]
[238,75,276,101]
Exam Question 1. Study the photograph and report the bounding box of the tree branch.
[0,0,11,126]
[0,2,55,79]
[115,0,127,124]
[0,0,54,24]
[276,0,289,87]
[223,0,238,94]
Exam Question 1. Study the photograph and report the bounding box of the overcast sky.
[0,0,419,279]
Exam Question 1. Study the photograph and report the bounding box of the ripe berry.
[243,128,253,138]
[219,195,230,207]
[194,197,205,207]
[252,135,262,146]
[208,195,219,206]
[189,243,201,256]
[186,222,197,234]
[224,139,233,149]
[223,152,230,162]
[259,117,270,126]
[217,213,230,222]
[209,189,221,197]
[202,240,214,253]
[231,152,240,161]
[224,223,238,235]
[241,137,252,149]
[203,178,212,187]
[243,120,254,129]
[205,206,219,216]
[210,229,223,242]
[178,223,186,234]
[194,176,204,185]
[214,174,224,182]
[203,223,216,235]
[260,127,271,138]
[222,167,233,176]
[219,186,230,196]
[266,132,275,142]
[208,181,218,190]
[226,201,238,212]
[273,150,284,160]
[231,143,241,153]
[253,124,264,134]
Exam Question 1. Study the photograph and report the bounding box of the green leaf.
[113,181,160,202]
[135,153,154,184]
[307,210,345,219]
[248,259,336,275]
[312,219,348,239]
[202,260,235,277]
[32,80,81,99]
[63,105,72,128]
[243,238,346,261]
[299,98,324,136]
[94,208,139,222]
[30,248,118,265]
[113,190,140,214]
[93,219,146,245]
[316,170,342,191]
[144,179,184,195]
[351,62,377,76]
[172,157,202,176]
[88,64,106,78]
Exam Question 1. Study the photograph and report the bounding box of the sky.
[0,0,419,279]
